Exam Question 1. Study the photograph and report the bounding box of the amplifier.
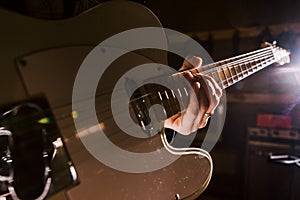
[248,127,300,141]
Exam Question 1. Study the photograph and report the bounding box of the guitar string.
[202,50,274,74]
[95,55,277,137]
[0,47,287,177]
[114,50,274,110]
[53,47,289,150]
[114,53,276,114]
[125,49,275,105]
[123,48,275,100]
[69,47,275,109]
[55,50,277,125]
[175,50,274,81]
[5,48,281,135]
[124,51,275,106]
[218,57,274,89]
[203,52,273,79]
[70,47,275,109]
[206,54,275,88]
[97,56,276,114]
[55,52,273,134]
[19,55,278,149]
[172,46,273,76]
[207,46,273,66]
[112,56,276,116]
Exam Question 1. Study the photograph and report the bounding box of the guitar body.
[0,1,212,199]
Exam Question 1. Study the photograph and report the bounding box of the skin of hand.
[164,56,222,135]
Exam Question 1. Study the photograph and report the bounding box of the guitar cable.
[160,129,213,199]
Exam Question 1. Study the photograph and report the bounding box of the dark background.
[147,0,300,32]
[2,0,300,31]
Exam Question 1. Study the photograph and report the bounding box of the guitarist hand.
[164,56,222,135]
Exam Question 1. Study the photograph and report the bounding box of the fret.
[226,66,233,83]
[257,58,264,69]
[240,63,249,75]
[259,58,265,68]
[224,58,238,82]
[249,61,254,72]
[231,58,242,80]
[252,60,259,71]
[210,45,284,88]
[253,59,259,71]
[245,62,251,74]
[255,59,264,71]
[234,63,243,79]
[218,67,228,88]
[213,69,224,89]
[202,47,281,89]
[221,64,233,84]
[171,45,284,93]
[263,55,271,66]
[258,56,269,69]
[251,60,258,71]
[204,63,224,89]
[251,62,258,73]
[245,61,253,73]
[229,65,237,81]
[221,63,241,88]
[223,60,235,83]
[129,44,289,132]
[237,64,245,77]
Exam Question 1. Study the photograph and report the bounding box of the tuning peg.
[261,41,279,48]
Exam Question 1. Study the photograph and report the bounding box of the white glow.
[76,123,105,138]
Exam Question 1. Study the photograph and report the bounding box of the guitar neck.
[197,46,277,89]
[130,44,290,132]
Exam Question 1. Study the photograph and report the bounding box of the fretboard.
[196,46,277,89]
[130,44,290,133]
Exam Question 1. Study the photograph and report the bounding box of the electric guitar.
[0,1,290,200]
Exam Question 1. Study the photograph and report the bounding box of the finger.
[187,82,203,132]
[166,81,204,135]
[164,113,181,130]
[195,74,221,111]
[197,85,212,129]
[199,113,211,129]
[193,74,216,106]
[191,75,220,128]
[164,84,201,135]
[196,75,222,130]
[204,75,223,97]
[183,78,210,130]
[179,56,202,71]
